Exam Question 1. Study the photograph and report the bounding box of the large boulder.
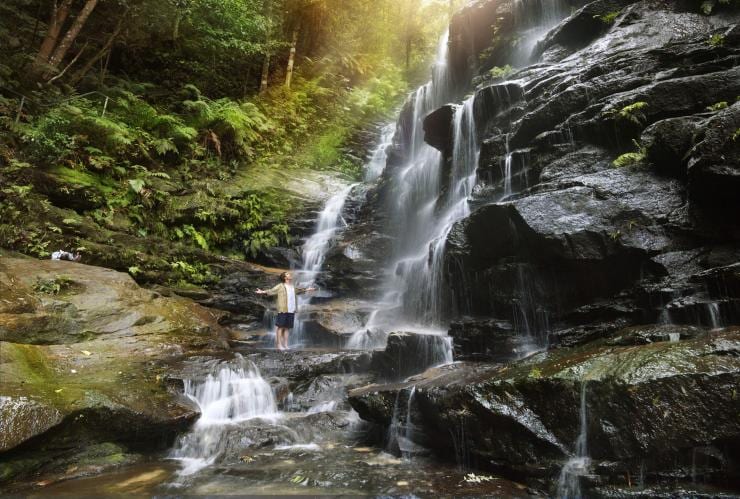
[350,328,740,491]
[370,332,452,381]
[444,165,683,321]
[423,104,455,153]
[687,102,740,212]
[0,254,228,481]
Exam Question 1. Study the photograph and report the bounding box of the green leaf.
[128,178,146,194]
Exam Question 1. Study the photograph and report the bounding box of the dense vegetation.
[0,0,458,285]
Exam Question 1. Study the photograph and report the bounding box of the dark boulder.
[423,104,455,153]
[370,332,452,381]
[449,318,533,361]
[687,102,740,212]
[445,166,683,321]
[641,115,704,178]
[349,329,740,488]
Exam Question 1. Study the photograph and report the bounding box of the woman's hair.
[279,272,289,283]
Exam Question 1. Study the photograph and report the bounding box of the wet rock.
[641,116,703,178]
[244,349,372,381]
[445,168,681,321]
[0,254,227,480]
[370,332,452,381]
[603,323,703,346]
[350,329,740,485]
[423,104,455,153]
[687,102,740,212]
[449,318,532,361]
[533,0,638,61]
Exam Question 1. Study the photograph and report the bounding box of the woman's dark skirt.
[275,312,295,328]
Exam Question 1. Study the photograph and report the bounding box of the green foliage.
[708,33,726,46]
[169,260,215,286]
[606,101,649,125]
[700,0,735,15]
[0,0,428,269]
[33,275,74,295]
[613,140,647,168]
[594,10,621,24]
[489,65,515,80]
[732,128,740,141]
[706,101,728,111]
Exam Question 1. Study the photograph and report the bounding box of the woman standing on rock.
[256,272,315,350]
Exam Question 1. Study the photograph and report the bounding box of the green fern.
[608,101,649,125]
[613,139,647,167]
[706,101,728,111]
[152,137,178,156]
[183,224,209,250]
[594,10,620,24]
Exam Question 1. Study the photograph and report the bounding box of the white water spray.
[170,356,278,476]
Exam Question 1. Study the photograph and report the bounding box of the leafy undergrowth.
[0,70,406,286]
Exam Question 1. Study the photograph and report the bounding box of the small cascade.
[301,183,357,284]
[306,400,337,414]
[170,355,278,476]
[365,123,396,182]
[511,0,570,64]
[707,302,723,329]
[386,386,424,459]
[557,382,591,498]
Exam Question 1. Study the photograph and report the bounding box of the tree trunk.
[70,13,125,86]
[172,14,182,41]
[33,0,74,71]
[260,53,271,93]
[284,27,299,88]
[259,0,273,94]
[45,0,99,79]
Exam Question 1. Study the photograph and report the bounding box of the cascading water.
[706,302,723,329]
[300,183,357,284]
[557,382,591,498]
[169,355,278,476]
[511,0,570,65]
[285,125,397,347]
[351,32,480,350]
[365,123,396,182]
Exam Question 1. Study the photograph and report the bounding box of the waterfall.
[169,355,278,476]
[557,382,591,498]
[511,0,570,64]
[369,94,479,332]
[300,182,357,284]
[365,123,396,182]
[706,302,722,329]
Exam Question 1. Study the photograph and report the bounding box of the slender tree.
[284,25,298,88]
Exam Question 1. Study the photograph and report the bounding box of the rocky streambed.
[2,0,740,496]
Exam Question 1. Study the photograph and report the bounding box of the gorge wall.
[347,0,740,494]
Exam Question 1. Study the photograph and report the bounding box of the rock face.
[0,254,228,482]
[350,327,740,492]
[438,0,740,342]
[369,332,452,381]
[346,0,740,493]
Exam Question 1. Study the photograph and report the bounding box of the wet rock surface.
[350,328,740,491]
[344,0,740,493]
[0,253,228,483]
